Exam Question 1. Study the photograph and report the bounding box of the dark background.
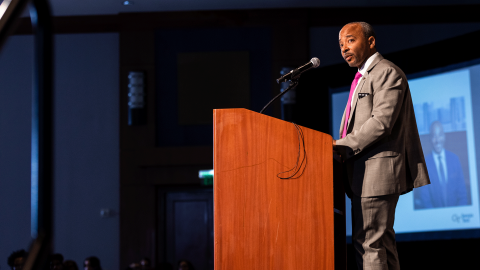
[2,3,480,270]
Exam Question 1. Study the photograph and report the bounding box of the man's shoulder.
[367,58,408,89]
[445,149,461,162]
[377,58,396,68]
[370,57,406,77]
[424,152,435,163]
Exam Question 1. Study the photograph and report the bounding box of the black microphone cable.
[277,122,307,180]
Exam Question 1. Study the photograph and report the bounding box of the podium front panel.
[214,109,336,270]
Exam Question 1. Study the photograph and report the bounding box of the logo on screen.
[452,213,473,223]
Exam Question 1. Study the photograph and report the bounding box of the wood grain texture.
[214,108,334,270]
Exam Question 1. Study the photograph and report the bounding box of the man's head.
[63,260,79,270]
[339,22,377,68]
[178,260,194,270]
[50,253,64,270]
[430,121,445,154]
[84,256,101,270]
[7,250,28,270]
[140,257,151,270]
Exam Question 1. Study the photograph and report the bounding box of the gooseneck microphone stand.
[260,79,298,114]
[259,70,301,115]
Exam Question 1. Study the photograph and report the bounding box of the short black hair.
[64,260,79,270]
[85,256,102,270]
[177,260,194,270]
[51,253,64,262]
[7,250,28,269]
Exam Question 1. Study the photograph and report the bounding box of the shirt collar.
[358,51,380,76]
[432,148,445,160]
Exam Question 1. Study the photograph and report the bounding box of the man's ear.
[368,36,376,49]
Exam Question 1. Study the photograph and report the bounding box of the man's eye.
[348,39,354,43]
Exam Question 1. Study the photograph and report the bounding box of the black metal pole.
[0,0,31,49]
[259,80,299,115]
[24,0,54,269]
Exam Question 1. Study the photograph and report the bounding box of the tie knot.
[354,72,363,80]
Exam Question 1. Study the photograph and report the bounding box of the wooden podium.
[213,109,346,270]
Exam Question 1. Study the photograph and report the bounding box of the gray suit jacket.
[336,54,430,197]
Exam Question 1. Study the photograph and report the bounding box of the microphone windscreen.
[310,57,320,68]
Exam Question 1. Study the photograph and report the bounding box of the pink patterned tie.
[341,72,363,138]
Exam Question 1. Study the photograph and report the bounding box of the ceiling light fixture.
[123,0,134,5]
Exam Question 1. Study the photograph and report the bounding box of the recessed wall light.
[123,0,134,5]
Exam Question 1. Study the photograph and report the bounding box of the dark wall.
[53,33,119,269]
[0,35,34,268]
[155,27,273,146]
[0,33,120,270]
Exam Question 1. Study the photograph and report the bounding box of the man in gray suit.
[333,22,430,269]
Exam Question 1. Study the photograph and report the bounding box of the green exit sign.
[199,169,214,186]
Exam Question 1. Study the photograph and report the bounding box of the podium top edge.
[213,108,332,139]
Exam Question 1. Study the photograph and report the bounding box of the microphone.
[276,57,320,83]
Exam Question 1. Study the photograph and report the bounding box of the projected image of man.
[415,121,469,209]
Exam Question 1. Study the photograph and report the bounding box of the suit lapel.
[426,155,444,207]
[346,76,366,128]
[366,53,384,73]
[345,54,385,131]
[444,152,453,206]
[431,160,444,207]
[339,105,347,136]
